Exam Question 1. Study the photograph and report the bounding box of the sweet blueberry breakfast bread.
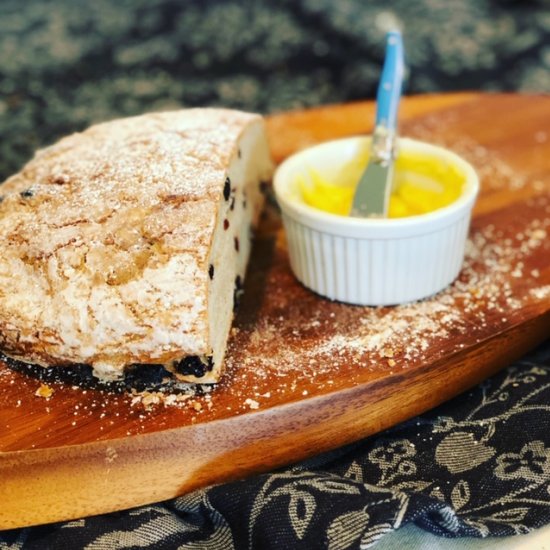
[0,108,273,383]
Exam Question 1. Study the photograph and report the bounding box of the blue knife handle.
[375,31,404,130]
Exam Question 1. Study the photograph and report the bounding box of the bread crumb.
[141,393,161,408]
[245,398,259,409]
[35,384,53,399]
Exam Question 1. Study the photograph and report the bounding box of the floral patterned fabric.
[1,0,549,548]
[2,342,550,549]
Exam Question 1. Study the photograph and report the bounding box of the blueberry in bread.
[0,108,273,383]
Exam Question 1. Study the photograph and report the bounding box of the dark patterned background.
[0,0,548,183]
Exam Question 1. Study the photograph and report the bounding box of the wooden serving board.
[1,93,550,529]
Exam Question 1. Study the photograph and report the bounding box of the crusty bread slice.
[0,108,273,383]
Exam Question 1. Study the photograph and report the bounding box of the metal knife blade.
[350,155,394,218]
[350,30,404,218]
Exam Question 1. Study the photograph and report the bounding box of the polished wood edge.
[2,311,548,529]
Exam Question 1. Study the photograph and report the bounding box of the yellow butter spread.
[297,149,465,218]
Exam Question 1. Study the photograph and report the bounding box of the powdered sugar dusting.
[530,286,550,300]
[229,213,550,386]
[225,186,550,395]
[406,111,532,193]
[2,102,550,451]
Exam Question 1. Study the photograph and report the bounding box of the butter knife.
[350,31,405,218]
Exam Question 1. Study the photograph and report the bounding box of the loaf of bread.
[0,108,273,383]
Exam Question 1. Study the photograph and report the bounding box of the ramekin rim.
[273,135,479,231]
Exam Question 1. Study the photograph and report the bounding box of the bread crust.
[0,108,262,374]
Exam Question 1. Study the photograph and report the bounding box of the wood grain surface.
[1,93,550,529]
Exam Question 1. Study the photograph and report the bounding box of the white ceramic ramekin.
[273,136,479,306]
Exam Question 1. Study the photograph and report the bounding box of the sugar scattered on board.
[225,204,550,388]
[2,123,550,429]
